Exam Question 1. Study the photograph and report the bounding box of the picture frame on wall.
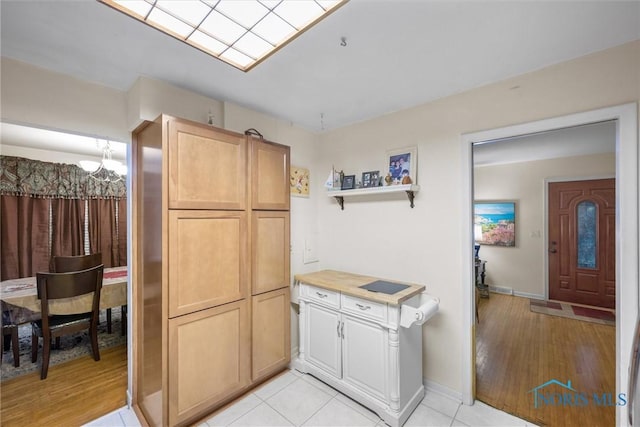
[341,175,356,190]
[362,170,380,188]
[386,146,417,185]
[474,201,516,247]
[290,166,310,197]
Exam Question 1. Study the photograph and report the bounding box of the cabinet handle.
[316,292,328,299]
[341,322,344,339]
[356,303,371,311]
[337,321,341,337]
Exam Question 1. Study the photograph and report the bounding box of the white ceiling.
[1,122,127,160]
[1,1,638,133]
[473,120,616,166]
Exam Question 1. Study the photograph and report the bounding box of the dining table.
[0,266,128,324]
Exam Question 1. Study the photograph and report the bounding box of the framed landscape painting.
[474,201,516,246]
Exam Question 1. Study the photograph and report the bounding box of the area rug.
[529,299,615,326]
[1,309,126,381]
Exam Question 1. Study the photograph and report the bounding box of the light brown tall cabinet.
[132,115,290,426]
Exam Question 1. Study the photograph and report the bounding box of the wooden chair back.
[53,253,102,273]
[36,265,104,319]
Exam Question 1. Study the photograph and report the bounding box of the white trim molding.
[423,378,463,404]
[513,291,545,301]
[460,102,638,427]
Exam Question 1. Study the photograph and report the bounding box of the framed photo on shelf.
[362,170,380,188]
[474,201,516,247]
[341,175,356,190]
[386,146,417,185]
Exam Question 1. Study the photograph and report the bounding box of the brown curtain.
[1,195,50,280]
[88,199,117,268]
[50,198,86,266]
[117,198,127,266]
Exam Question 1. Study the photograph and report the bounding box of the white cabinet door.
[342,314,387,401]
[306,303,342,378]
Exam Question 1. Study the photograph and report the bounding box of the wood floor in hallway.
[476,293,616,427]
[0,344,127,427]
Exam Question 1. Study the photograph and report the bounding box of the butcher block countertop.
[294,270,425,306]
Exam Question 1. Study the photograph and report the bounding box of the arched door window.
[577,200,597,269]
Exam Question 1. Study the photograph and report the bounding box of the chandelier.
[78,140,127,182]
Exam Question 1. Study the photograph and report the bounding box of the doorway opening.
[0,121,129,425]
[472,121,617,425]
[460,103,639,425]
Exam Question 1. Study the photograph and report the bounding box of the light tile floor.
[85,369,535,427]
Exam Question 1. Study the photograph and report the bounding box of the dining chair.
[53,253,125,335]
[31,264,104,379]
[1,310,19,367]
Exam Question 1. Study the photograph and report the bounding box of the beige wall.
[127,77,225,130]
[474,152,616,298]
[1,40,638,397]
[316,40,639,393]
[1,58,130,142]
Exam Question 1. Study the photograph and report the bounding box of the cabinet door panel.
[252,211,290,295]
[168,300,250,426]
[342,315,387,401]
[252,288,291,382]
[169,119,246,209]
[251,139,289,210]
[169,210,247,317]
[305,303,342,378]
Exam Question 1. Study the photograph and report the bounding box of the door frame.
[460,102,638,425]
[543,175,616,302]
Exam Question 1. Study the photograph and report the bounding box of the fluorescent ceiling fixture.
[100,0,347,71]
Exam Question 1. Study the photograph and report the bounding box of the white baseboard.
[513,291,545,300]
[485,285,545,300]
[488,285,512,295]
[423,379,463,403]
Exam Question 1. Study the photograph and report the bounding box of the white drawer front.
[342,294,387,323]
[303,284,340,308]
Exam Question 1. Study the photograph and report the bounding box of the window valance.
[0,156,126,199]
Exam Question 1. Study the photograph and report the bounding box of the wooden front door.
[548,179,615,308]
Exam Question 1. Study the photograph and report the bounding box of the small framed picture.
[290,166,310,197]
[362,170,380,188]
[386,146,417,185]
[341,175,356,190]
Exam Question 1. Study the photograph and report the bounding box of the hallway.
[476,293,615,426]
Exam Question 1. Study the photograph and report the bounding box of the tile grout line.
[262,399,299,426]
[420,397,463,422]
[450,401,463,425]
[220,393,266,427]
[117,410,126,427]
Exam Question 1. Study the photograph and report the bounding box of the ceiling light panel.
[100,0,348,71]
[147,7,194,38]
[156,0,210,27]
[273,1,324,29]
[252,12,295,45]
[188,30,228,55]
[216,1,269,28]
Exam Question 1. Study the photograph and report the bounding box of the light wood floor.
[1,344,127,427]
[476,293,615,427]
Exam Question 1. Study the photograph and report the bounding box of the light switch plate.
[303,236,319,264]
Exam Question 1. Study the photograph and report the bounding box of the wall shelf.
[327,184,420,210]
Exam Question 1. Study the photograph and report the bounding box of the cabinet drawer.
[303,284,340,308]
[341,294,387,323]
